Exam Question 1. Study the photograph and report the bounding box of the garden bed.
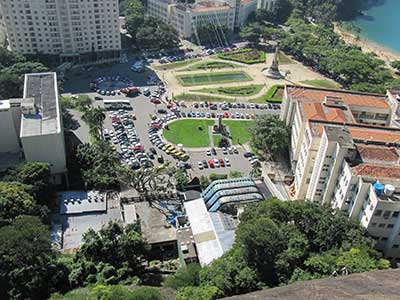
[176,71,252,86]
[216,48,265,64]
[251,85,284,103]
[193,84,264,97]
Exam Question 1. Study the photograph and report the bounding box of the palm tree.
[82,107,105,140]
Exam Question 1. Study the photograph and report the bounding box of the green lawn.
[278,52,294,64]
[154,58,201,70]
[173,93,235,102]
[301,79,339,89]
[213,134,223,147]
[181,61,240,71]
[192,84,264,97]
[251,85,284,103]
[177,71,252,86]
[163,119,214,147]
[216,48,265,64]
[224,120,254,145]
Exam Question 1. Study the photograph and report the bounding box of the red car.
[219,158,225,167]
[133,145,144,152]
[208,160,215,168]
[111,118,120,123]
[223,112,230,118]
[167,103,175,109]
[151,98,161,104]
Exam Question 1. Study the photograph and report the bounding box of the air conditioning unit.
[21,97,36,115]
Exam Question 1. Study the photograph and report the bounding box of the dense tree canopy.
[182,198,390,298]
[0,48,48,99]
[2,162,53,206]
[250,115,290,158]
[0,216,68,300]
[76,140,121,190]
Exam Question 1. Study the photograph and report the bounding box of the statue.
[263,46,284,79]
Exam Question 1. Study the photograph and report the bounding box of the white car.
[224,158,231,167]
[206,150,211,156]
[198,161,204,169]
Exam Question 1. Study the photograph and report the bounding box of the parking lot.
[65,59,281,178]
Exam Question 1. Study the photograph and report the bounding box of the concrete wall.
[21,131,66,175]
[0,108,20,153]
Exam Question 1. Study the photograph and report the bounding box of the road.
[63,63,281,178]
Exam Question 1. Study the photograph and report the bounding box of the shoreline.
[334,24,400,63]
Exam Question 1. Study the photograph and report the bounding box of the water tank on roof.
[384,184,395,197]
[374,182,384,197]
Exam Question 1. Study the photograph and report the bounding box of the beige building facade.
[0,0,121,62]
[281,85,400,261]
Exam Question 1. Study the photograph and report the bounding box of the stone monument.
[263,46,284,79]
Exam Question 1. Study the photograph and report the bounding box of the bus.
[103,99,132,111]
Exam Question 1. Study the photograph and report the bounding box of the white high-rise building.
[257,0,277,10]
[280,84,400,261]
[0,0,121,62]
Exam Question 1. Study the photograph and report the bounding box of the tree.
[195,24,229,46]
[176,286,223,300]
[199,248,261,297]
[70,222,149,287]
[164,263,201,290]
[136,18,179,51]
[250,115,290,158]
[249,165,262,178]
[229,171,243,178]
[174,169,189,191]
[76,140,121,190]
[119,165,174,195]
[391,60,400,73]
[2,162,53,206]
[3,61,48,76]
[0,182,39,225]
[0,73,22,98]
[82,107,106,140]
[124,0,145,41]
[200,175,211,189]
[235,217,287,284]
[0,216,68,300]
[218,137,230,148]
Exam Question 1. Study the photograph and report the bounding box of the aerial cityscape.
[0,0,400,299]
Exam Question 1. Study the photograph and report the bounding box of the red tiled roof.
[288,85,389,109]
[349,127,400,144]
[352,163,400,179]
[356,144,399,163]
[302,102,352,123]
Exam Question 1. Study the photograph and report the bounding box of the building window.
[387,224,394,229]
[375,210,382,216]
[393,211,399,218]
[393,244,399,249]
[378,223,386,228]
[371,223,377,227]
[381,237,388,241]
[383,210,391,219]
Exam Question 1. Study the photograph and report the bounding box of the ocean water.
[354,0,400,53]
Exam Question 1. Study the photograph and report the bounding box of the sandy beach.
[334,24,400,63]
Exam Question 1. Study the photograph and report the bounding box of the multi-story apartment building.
[146,0,261,39]
[281,85,400,260]
[0,72,67,183]
[257,0,277,10]
[0,0,121,62]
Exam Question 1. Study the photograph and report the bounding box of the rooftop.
[183,1,232,12]
[301,101,354,123]
[287,85,389,109]
[222,269,400,300]
[351,163,400,180]
[356,144,400,164]
[20,72,61,137]
[184,198,235,266]
[0,100,10,110]
[58,191,107,215]
[135,201,176,245]
[349,126,400,145]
